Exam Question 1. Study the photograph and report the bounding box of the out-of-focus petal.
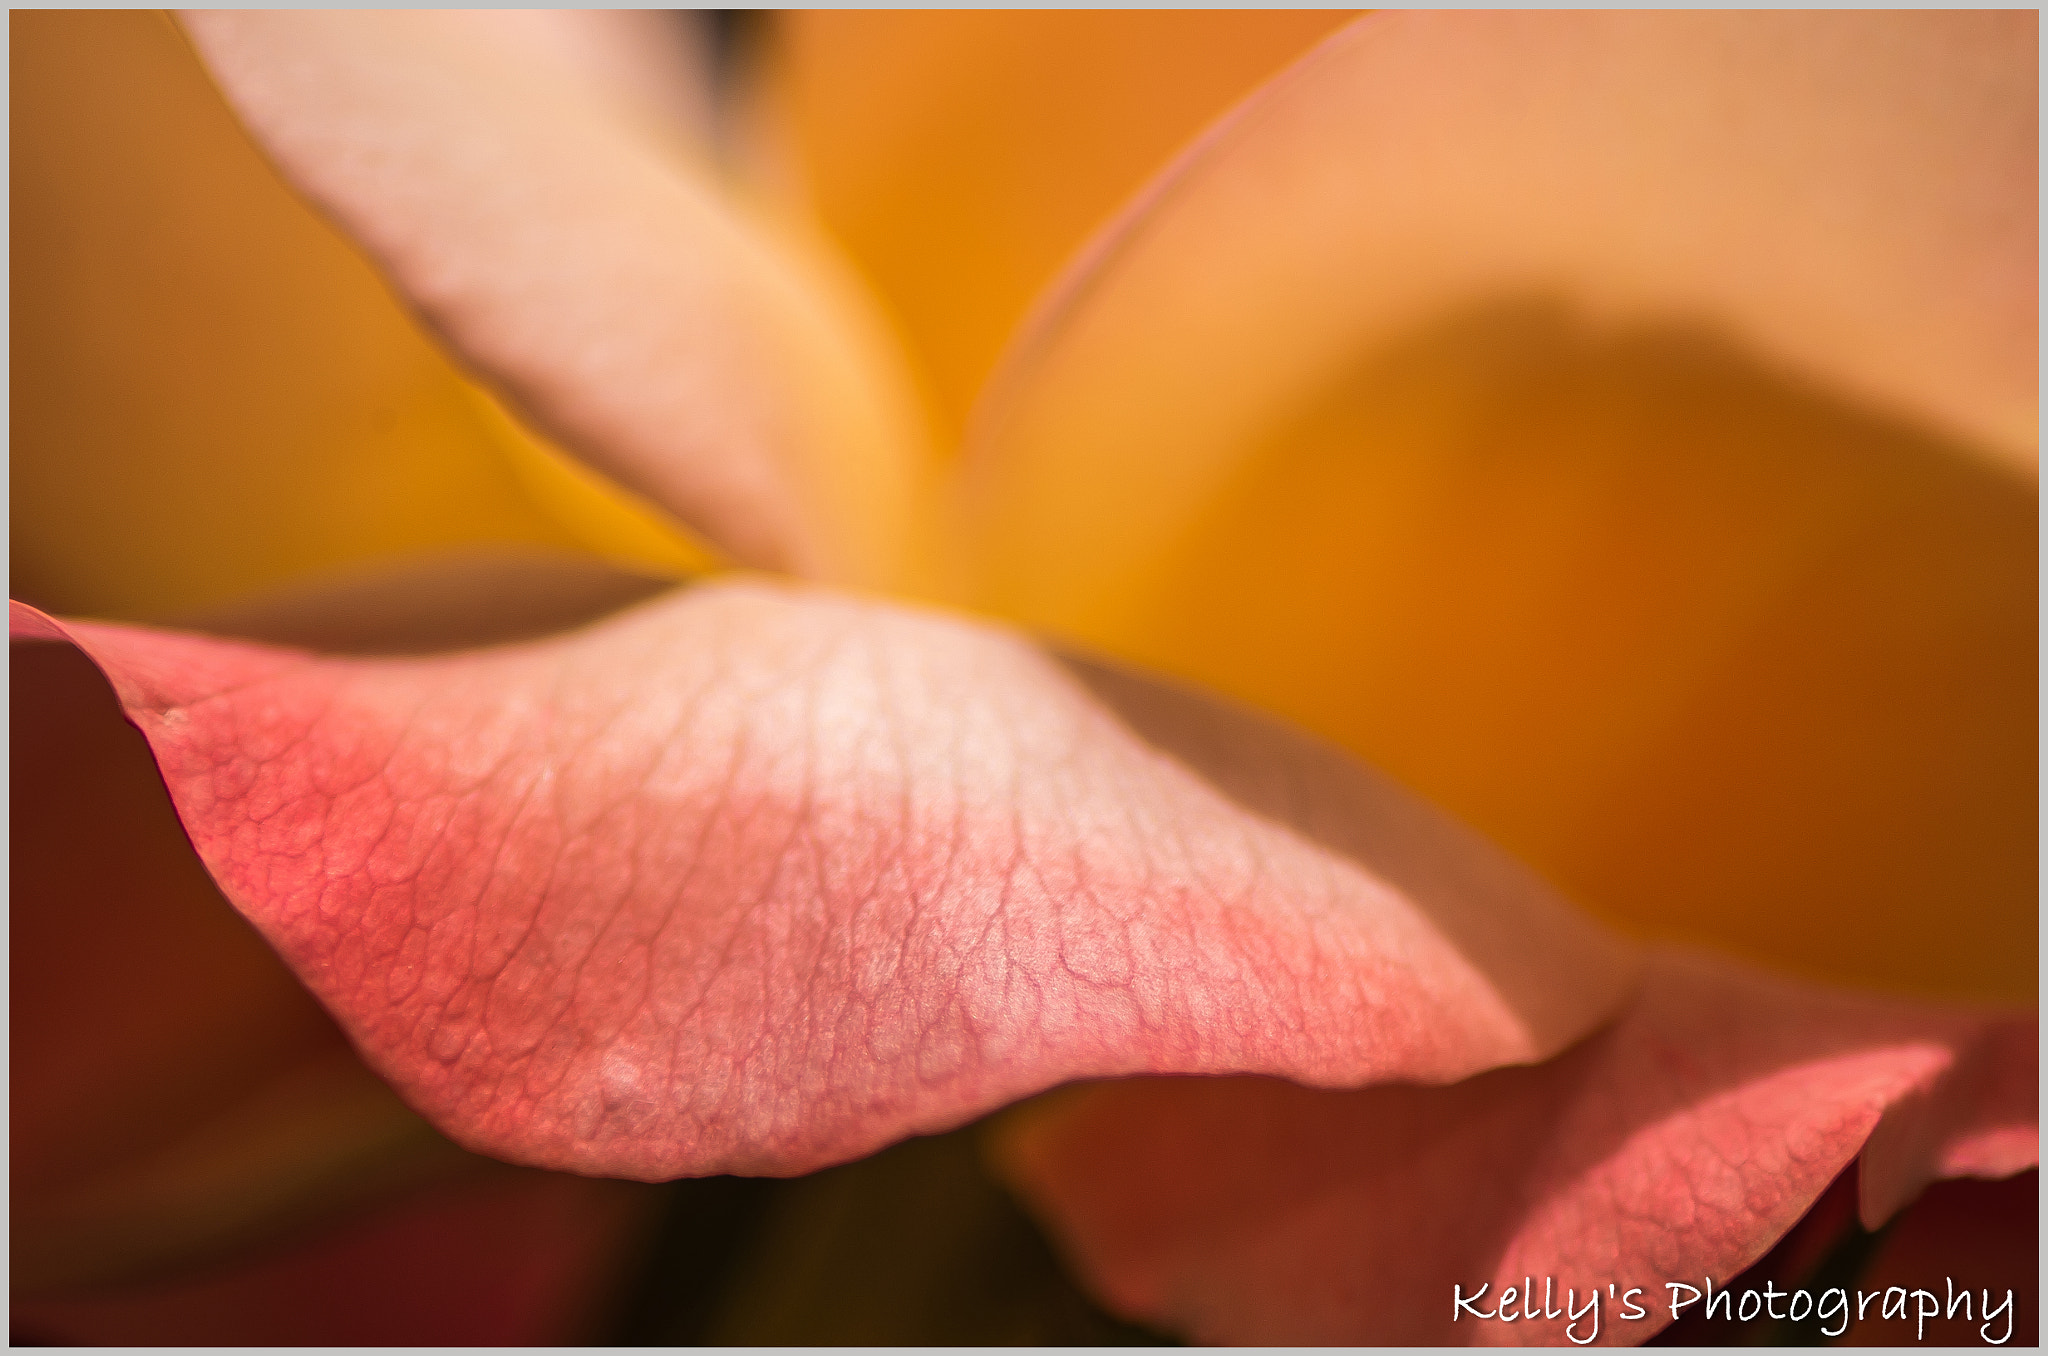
[1839,1173,2037,1345]
[971,11,2034,538]
[182,10,933,588]
[17,1048,467,1294]
[164,547,676,657]
[13,1167,652,1345]
[12,584,1633,1181]
[467,8,718,151]
[467,389,718,582]
[762,11,1357,440]
[961,11,2036,1001]
[994,950,2038,1346]
[10,10,603,620]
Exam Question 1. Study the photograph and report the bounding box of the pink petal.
[12,582,1631,1180]
[179,10,930,585]
[12,636,454,1292]
[995,950,2037,1345]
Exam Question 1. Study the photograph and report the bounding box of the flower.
[12,9,2036,1345]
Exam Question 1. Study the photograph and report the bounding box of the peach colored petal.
[472,9,718,151]
[11,584,1632,1180]
[994,951,2037,1346]
[967,10,2035,616]
[762,11,1357,442]
[953,10,2037,1004]
[181,10,932,587]
[10,11,587,620]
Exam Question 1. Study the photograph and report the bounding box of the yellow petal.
[11,10,600,620]
[183,10,933,588]
[964,12,2036,1001]
[763,10,1358,445]
[468,388,718,581]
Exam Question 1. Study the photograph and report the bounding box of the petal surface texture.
[996,951,2038,1345]
[181,10,931,587]
[12,584,1631,1180]
[961,9,2037,1001]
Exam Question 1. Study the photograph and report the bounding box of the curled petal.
[181,10,931,586]
[994,950,2037,1345]
[11,637,465,1292]
[13,583,1631,1180]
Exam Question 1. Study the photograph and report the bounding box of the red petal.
[994,950,2036,1345]
[12,1168,650,1345]
[1839,1172,2037,1346]
[12,582,1631,1180]
[179,11,930,585]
